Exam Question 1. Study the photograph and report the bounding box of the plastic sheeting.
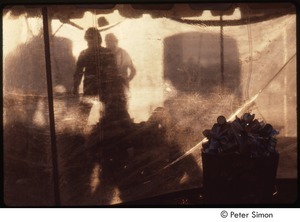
[3,3,297,206]
[3,9,55,206]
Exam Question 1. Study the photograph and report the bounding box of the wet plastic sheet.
[3,3,297,205]
[3,8,55,206]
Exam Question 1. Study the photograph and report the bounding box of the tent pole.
[42,6,61,206]
[220,12,225,92]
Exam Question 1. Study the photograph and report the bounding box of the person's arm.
[72,52,85,94]
[128,61,136,81]
[123,50,136,81]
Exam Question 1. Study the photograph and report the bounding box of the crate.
[202,152,279,204]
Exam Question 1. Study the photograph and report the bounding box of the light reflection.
[3,13,27,57]
[109,187,122,205]
[179,172,189,184]
[32,99,48,127]
[90,163,101,194]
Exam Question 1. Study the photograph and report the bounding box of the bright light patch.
[90,163,101,194]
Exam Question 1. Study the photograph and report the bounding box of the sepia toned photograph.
[2,3,297,206]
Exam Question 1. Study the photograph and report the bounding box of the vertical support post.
[42,6,61,206]
[220,13,225,92]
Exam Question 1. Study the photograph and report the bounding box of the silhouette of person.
[105,33,136,89]
[71,27,118,125]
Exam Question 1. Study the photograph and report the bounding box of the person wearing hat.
[72,27,119,125]
[72,27,116,98]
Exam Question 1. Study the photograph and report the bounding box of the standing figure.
[105,33,136,89]
[71,27,118,125]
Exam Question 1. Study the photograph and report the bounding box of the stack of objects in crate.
[201,113,280,204]
[202,113,279,157]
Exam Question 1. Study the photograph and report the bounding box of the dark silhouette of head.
[84,27,102,48]
[105,33,119,51]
